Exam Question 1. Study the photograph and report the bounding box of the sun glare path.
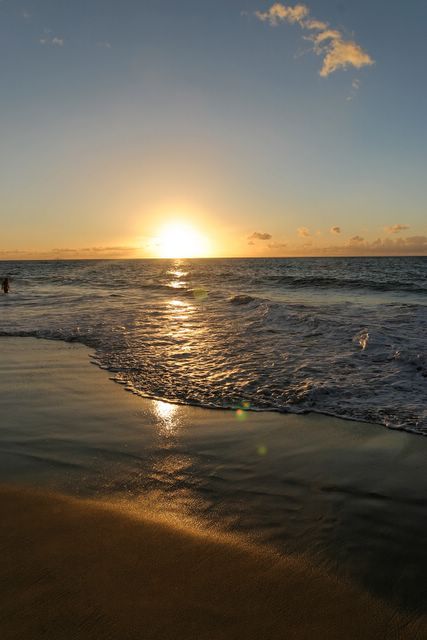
[155,222,209,258]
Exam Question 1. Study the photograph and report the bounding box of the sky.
[0,0,426,258]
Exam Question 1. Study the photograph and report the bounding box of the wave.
[1,324,426,437]
[251,274,427,294]
[229,295,257,305]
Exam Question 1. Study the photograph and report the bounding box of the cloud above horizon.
[255,3,374,77]
[297,226,310,237]
[385,224,410,234]
[349,235,364,245]
[341,235,427,255]
[249,231,272,240]
[330,226,341,234]
[268,242,288,249]
[0,246,139,260]
[258,235,427,257]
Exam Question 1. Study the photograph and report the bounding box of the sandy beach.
[1,337,427,639]
[2,485,426,640]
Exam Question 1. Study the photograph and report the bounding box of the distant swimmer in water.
[2,277,10,294]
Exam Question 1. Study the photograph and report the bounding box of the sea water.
[0,257,426,434]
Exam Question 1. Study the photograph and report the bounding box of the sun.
[154,222,210,258]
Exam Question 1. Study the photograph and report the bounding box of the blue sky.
[0,0,426,257]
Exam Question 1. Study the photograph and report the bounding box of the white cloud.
[347,78,361,101]
[39,35,64,47]
[255,3,374,77]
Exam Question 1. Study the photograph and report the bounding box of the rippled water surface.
[0,257,426,434]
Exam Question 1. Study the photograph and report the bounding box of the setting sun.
[154,222,210,258]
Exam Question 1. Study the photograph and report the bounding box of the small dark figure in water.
[2,277,9,294]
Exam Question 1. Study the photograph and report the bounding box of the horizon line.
[1,254,427,262]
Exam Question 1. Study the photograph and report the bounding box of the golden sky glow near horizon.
[0,2,426,259]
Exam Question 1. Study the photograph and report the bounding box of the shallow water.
[0,257,426,433]
[1,338,427,614]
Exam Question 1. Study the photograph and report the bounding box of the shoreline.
[0,333,415,436]
[2,255,426,261]
[1,336,427,636]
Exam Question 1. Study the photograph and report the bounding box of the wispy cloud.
[255,3,374,77]
[249,231,272,240]
[330,226,341,234]
[297,226,310,237]
[97,41,112,49]
[0,246,139,260]
[321,236,427,256]
[268,242,287,249]
[40,37,64,46]
[347,78,361,101]
[349,235,364,245]
[385,224,410,234]
[256,3,309,26]
[39,30,64,47]
[343,236,427,255]
[247,235,427,257]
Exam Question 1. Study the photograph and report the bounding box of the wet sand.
[1,485,426,640]
[1,337,427,638]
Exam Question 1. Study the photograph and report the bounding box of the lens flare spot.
[193,287,208,301]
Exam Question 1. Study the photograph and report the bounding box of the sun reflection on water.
[167,270,188,279]
[169,280,187,289]
[167,298,193,321]
[154,400,180,437]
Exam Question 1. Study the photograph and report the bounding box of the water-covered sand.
[1,337,427,638]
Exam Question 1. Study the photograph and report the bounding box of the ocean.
[0,257,426,434]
